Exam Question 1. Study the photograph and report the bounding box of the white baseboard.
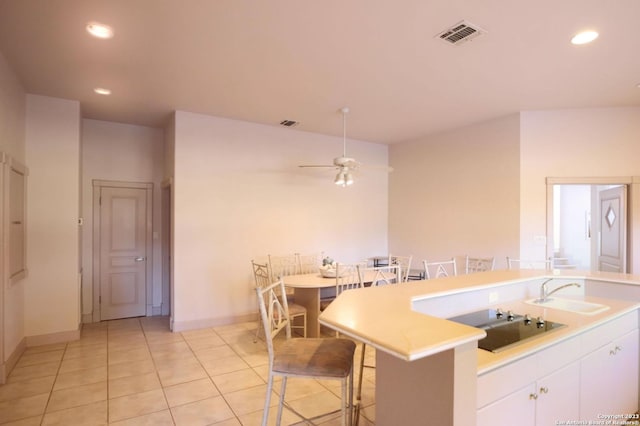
[25,328,80,347]
[172,312,258,332]
[0,337,26,384]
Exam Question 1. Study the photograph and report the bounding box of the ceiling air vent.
[279,119,299,127]
[436,20,486,46]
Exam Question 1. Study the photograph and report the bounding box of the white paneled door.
[597,185,627,273]
[97,183,151,320]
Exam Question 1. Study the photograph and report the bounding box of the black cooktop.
[448,308,566,353]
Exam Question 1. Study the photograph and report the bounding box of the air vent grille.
[279,119,299,127]
[436,20,486,45]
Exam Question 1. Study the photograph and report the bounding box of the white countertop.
[318,269,640,366]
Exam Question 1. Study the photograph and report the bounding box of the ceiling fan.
[298,107,392,187]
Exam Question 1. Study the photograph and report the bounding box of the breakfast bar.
[318,269,640,426]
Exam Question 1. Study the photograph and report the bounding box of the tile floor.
[0,317,376,425]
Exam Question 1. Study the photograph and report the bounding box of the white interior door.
[598,185,627,273]
[99,185,149,320]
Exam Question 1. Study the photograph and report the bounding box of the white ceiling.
[0,0,638,144]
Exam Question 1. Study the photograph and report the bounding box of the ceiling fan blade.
[359,164,394,172]
[298,165,336,168]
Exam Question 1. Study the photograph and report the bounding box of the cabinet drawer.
[477,354,537,409]
[537,335,581,378]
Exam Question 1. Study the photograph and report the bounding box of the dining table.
[282,270,378,338]
[282,272,340,338]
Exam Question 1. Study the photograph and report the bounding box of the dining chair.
[423,258,458,279]
[320,263,361,311]
[357,264,401,287]
[296,252,324,274]
[252,261,307,342]
[256,279,355,426]
[268,254,299,279]
[388,254,412,282]
[465,256,495,274]
[268,253,300,305]
[506,256,553,270]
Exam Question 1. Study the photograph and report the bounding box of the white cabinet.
[478,384,535,426]
[580,328,639,420]
[477,361,579,426]
[478,311,639,425]
[536,362,580,425]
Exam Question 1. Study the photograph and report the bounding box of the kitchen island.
[318,269,640,426]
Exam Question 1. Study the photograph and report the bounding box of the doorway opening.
[547,178,629,273]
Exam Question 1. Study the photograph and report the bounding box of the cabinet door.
[581,342,615,420]
[536,362,580,426]
[580,329,639,420]
[477,384,536,426]
[610,329,639,415]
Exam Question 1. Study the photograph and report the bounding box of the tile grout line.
[38,341,70,425]
[186,326,247,425]
[140,317,178,426]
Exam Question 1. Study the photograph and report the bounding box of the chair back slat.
[465,256,495,274]
[388,254,412,282]
[423,258,458,279]
[252,261,271,288]
[266,287,289,339]
[255,279,291,363]
[335,263,362,296]
[296,252,323,274]
[359,264,401,287]
[268,254,299,280]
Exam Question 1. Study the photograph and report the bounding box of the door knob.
[135,257,146,262]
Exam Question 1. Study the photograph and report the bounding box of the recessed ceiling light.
[94,88,111,95]
[86,22,114,39]
[571,30,598,45]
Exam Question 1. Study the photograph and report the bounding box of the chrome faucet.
[538,278,581,303]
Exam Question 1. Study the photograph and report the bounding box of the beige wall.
[24,94,81,339]
[0,53,25,163]
[520,107,640,264]
[0,51,26,366]
[388,107,640,275]
[81,119,165,319]
[389,114,521,271]
[171,111,389,330]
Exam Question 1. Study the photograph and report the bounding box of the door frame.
[161,178,172,319]
[92,180,153,322]
[546,176,635,273]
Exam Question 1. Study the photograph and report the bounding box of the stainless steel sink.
[525,297,609,315]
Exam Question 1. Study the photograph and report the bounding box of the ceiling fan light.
[334,171,346,186]
[344,172,354,186]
